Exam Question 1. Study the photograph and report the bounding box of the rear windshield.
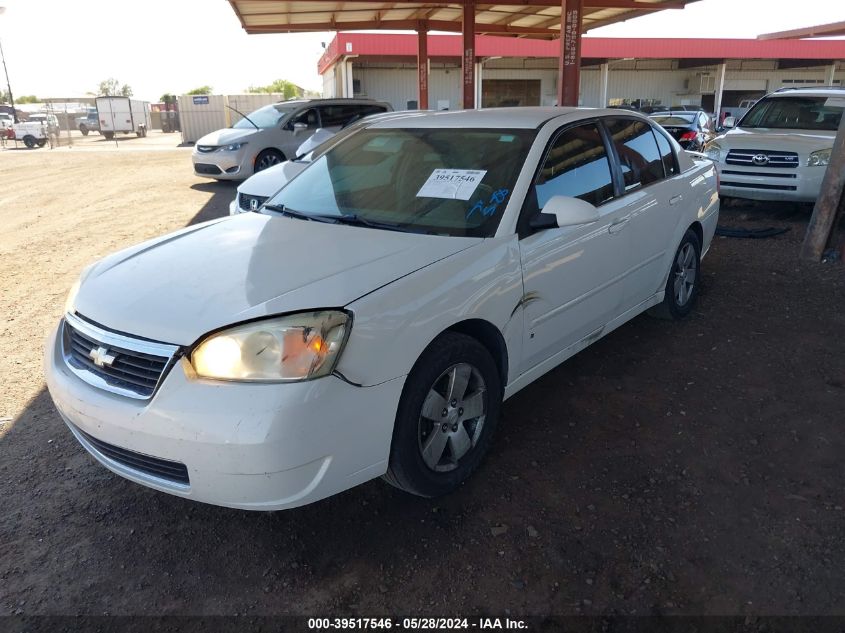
[651,115,695,125]
[740,96,843,130]
[264,128,536,237]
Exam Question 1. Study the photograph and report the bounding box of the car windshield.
[651,115,695,125]
[740,96,844,130]
[264,127,535,237]
[233,103,299,129]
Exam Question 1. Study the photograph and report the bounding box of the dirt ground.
[1,136,844,617]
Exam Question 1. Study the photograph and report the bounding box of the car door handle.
[669,195,683,206]
[608,217,630,234]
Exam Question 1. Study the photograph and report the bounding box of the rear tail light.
[680,131,697,141]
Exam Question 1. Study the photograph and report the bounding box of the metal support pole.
[417,26,429,110]
[557,0,583,107]
[475,60,483,108]
[713,62,726,122]
[826,63,837,86]
[599,62,609,107]
[462,2,475,110]
[800,109,845,261]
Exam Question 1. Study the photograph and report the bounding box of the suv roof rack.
[774,85,845,93]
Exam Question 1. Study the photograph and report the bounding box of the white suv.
[706,87,844,202]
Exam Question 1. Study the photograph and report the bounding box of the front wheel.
[36,138,47,147]
[79,125,89,135]
[23,135,36,148]
[254,149,284,173]
[648,229,702,320]
[102,131,114,140]
[383,332,502,498]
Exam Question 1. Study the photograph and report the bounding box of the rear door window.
[605,118,666,190]
[652,128,678,176]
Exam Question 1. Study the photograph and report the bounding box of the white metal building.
[318,33,845,117]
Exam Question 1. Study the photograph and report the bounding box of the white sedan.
[45,108,719,511]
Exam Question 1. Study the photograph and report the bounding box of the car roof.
[770,87,845,98]
[368,107,637,129]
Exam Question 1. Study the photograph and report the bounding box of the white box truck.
[96,97,151,139]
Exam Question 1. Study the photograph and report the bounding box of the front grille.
[195,163,222,175]
[196,145,217,153]
[721,181,797,191]
[62,314,179,400]
[725,149,799,168]
[239,192,269,211]
[722,170,797,179]
[76,425,190,486]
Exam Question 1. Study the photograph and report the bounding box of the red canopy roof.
[319,32,845,74]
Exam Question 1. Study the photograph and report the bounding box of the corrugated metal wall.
[177,93,285,144]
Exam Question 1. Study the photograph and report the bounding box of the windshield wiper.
[263,204,335,223]
[226,104,259,130]
[330,214,414,232]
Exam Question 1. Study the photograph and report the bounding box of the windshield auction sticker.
[417,169,488,200]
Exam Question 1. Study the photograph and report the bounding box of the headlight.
[221,142,247,152]
[704,142,722,162]
[64,278,82,314]
[64,263,97,314]
[808,148,832,167]
[191,311,350,382]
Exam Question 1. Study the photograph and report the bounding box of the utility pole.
[0,7,16,123]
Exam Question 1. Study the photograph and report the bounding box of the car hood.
[296,128,336,156]
[196,128,257,147]
[73,213,480,346]
[237,160,309,199]
[718,127,835,153]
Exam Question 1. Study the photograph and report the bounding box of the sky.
[0,0,842,102]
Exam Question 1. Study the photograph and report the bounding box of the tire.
[36,139,47,147]
[648,228,702,321]
[79,125,89,136]
[23,135,36,148]
[254,149,284,173]
[383,331,502,498]
[103,131,114,140]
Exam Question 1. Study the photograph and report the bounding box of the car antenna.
[226,104,259,130]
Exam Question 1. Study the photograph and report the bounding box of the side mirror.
[292,122,308,135]
[529,196,600,230]
[722,116,736,129]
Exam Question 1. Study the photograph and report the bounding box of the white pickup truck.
[6,121,49,148]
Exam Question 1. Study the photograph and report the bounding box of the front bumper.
[192,147,252,181]
[44,322,405,511]
[716,164,826,202]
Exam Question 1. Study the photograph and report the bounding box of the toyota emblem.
[752,154,770,166]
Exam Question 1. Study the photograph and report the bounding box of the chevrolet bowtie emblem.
[89,346,116,368]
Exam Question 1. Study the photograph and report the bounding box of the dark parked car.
[649,110,713,151]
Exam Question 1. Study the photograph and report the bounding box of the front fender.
[336,236,524,388]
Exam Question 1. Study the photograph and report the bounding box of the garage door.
[482,80,541,108]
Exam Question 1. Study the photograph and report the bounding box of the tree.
[186,86,212,95]
[98,78,133,97]
[246,79,303,100]
[159,93,176,104]
[16,95,39,104]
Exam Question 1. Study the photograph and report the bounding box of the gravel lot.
[1,135,844,617]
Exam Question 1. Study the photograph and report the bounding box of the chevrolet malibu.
[45,108,719,511]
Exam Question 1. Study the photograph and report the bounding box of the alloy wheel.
[417,363,487,473]
[673,242,697,306]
